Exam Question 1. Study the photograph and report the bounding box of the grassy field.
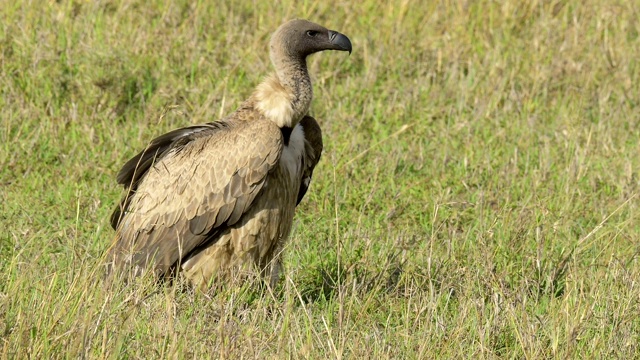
[2,0,640,358]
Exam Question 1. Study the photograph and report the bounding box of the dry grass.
[2,0,640,358]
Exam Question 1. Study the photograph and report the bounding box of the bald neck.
[253,49,313,128]
[271,52,313,111]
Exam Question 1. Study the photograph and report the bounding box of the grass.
[2,0,640,358]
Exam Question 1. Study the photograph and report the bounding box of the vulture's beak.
[328,30,352,54]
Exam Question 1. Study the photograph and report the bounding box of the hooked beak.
[328,30,352,54]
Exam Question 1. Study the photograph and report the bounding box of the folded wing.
[107,119,283,277]
[296,116,323,205]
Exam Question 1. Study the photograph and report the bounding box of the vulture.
[106,19,352,288]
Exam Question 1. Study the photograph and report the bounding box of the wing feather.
[110,122,229,230]
[296,116,323,205]
[116,123,228,186]
[108,119,283,276]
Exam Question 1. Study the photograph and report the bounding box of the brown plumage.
[106,19,352,288]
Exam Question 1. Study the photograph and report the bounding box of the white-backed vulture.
[106,19,352,288]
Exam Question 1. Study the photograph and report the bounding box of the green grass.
[2,0,640,358]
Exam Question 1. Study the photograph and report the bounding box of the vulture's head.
[270,19,352,61]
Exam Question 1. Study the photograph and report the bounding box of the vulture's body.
[106,19,351,287]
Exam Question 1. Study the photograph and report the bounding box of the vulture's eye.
[306,30,319,37]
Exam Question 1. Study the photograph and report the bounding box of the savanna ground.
[2,0,640,358]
